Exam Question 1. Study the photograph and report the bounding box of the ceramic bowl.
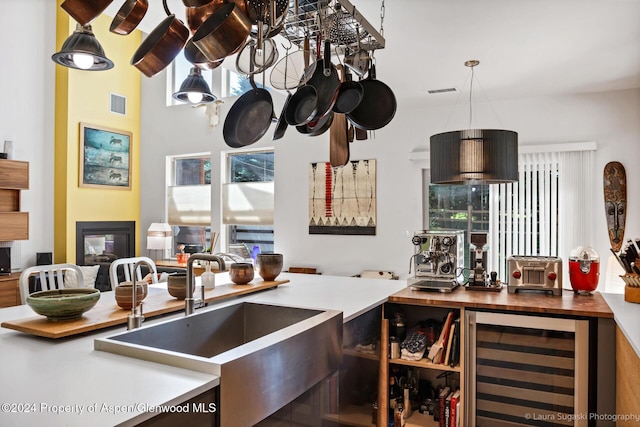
[167,273,193,299]
[115,282,148,309]
[229,263,254,284]
[26,288,100,321]
[256,253,283,281]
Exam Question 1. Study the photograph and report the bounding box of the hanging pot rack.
[55,0,385,77]
[283,0,385,54]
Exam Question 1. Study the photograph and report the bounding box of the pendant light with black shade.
[172,67,217,104]
[52,23,114,71]
[430,60,518,185]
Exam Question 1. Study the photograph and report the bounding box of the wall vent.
[110,93,127,115]
[427,87,459,94]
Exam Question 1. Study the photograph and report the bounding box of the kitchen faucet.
[127,259,154,330]
[186,254,226,316]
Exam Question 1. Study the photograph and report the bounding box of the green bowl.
[26,288,101,321]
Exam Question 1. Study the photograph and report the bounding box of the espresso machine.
[408,230,465,292]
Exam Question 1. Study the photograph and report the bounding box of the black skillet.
[223,73,274,147]
[332,67,363,114]
[286,38,339,126]
[347,63,397,130]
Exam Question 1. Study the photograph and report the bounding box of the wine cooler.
[465,311,589,427]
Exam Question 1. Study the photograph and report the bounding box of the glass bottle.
[201,261,215,289]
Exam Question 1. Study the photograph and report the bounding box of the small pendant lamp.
[52,23,114,71]
[172,67,217,104]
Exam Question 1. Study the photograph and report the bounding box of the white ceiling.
[104,0,640,108]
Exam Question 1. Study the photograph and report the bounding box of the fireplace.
[76,221,136,266]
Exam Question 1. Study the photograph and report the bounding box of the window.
[223,150,275,253]
[167,154,212,255]
[426,143,595,283]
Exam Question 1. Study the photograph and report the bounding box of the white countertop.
[0,273,406,427]
[601,293,640,355]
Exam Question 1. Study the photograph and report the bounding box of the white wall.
[0,1,56,269]
[140,67,640,286]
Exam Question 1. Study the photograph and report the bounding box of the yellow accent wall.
[54,2,142,263]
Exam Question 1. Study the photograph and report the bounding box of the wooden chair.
[108,256,158,290]
[19,263,84,305]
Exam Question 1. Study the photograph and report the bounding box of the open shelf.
[389,356,461,373]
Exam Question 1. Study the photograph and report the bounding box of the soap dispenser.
[201,261,215,289]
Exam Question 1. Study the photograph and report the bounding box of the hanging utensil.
[235,38,279,75]
[329,65,350,167]
[110,0,148,36]
[344,26,370,78]
[332,65,363,114]
[192,2,252,63]
[347,63,397,130]
[61,0,114,26]
[273,41,293,141]
[223,73,274,147]
[185,0,246,35]
[304,37,340,121]
[183,39,224,70]
[130,0,189,77]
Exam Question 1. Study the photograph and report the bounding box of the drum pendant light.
[430,60,518,184]
[52,23,114,71]
[172,67,217,104]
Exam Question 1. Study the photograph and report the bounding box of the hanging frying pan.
[223,74,274,148]
[347,64,397,130]
[305,39,340,121]
[332,67,363,114]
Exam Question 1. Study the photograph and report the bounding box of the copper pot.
[183,39,224,70]
[186,0,247,34]
[110,0,148,35]
[192,2,251,63]
[131,14,189,77]
[61,0,114,26]
[182,0,215,7]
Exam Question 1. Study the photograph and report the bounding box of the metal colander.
[324,6,369,44]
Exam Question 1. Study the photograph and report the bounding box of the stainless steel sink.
[95,301,342,426]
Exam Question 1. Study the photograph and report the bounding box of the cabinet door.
[0,276,20,308]
[465,311,589,427]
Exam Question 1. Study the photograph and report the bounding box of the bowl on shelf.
[229,263,254,284]
[26,288,101,321]
[167,273,193,299]
[256,253,283,281]
[115,282,148,309]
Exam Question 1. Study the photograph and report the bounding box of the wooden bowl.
[256,253,283,281]
[229,263,254,284]
[26,288,100,321]
[167,273,193,299]
[115,282,147,309]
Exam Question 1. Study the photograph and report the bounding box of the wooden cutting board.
[1,279,289,339]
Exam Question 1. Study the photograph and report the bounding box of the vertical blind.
[489,146,595,283]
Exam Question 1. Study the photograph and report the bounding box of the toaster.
[507,255,563,296]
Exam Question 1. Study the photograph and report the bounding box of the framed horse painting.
[79,123,132,190]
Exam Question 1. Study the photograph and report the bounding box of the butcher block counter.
[389,286,614,318]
